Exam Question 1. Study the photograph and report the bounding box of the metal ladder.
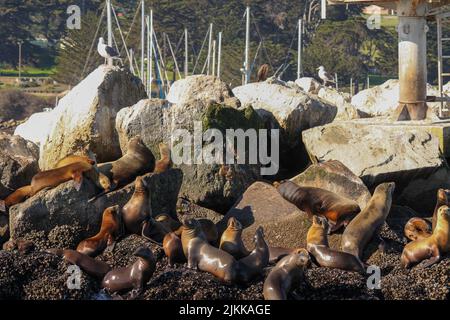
[437,12,450,117]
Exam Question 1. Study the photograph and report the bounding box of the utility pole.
[207,23,213,75]
[141,0,145,83]
[185,28,189,78]
[146,14,151,96]
[107,0,113,66]
[217,32,222,78]
[244,5,251,84]
[297,19,302,79]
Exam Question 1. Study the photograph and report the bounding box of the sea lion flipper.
[417,255,440,268]
[72,171,83,191]
[0,200,5,212]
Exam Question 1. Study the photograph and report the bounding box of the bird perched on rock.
[317,66,335,87]
[97,37,121,65]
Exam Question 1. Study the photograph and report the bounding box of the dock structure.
[328,0,450,121]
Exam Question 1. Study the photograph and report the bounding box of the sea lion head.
[155,213,170,223]
[437,189,450,204]
[378,182,396,195]
[227,217,243,231]
[135,176,148,190]
[182,218,205,238]
[127,136,146,152]
[437,205,450,223]
[133,246,154,261]
[98,171,112,190]
[279,248,311,269]
[312,215,328,229]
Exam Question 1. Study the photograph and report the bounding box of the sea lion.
[155,213,182,233]
[404,189,448,241]
[257,64,270,82]
[268,247,302,264]
[1,161,94,211]
[401,205,450,268]
[55,154,112,192]
[163,232,186,266]
[263,249,311,300]
[277,180,361,233]
[47,248,111,279]
[154,143,172,174]
[141,217,171,245]
[341,182,395,260]
[2,239,35,254]
[122,176,151,235]
[307,216,365,273]
[77,205,123,257]
[219,217,250,259]
[236,226,269,283]
[404,217,432,242]
[98,136,155,189]
[181,218,238,283]
[102,246,156,295]
[55,154,95,168]
[432,189,449,231]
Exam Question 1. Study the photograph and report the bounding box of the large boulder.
[14,110,55,145]
[166,75,239,107]
[351,79,446,117]
[233,80,337,149]
[117,98,263,212]
[294,77,322,94]
[217,181,342,249]
[39,65,147,170]
[291,160,372,210]
[302,120,450,213]
[0,133,39,199]
[9,169,183,241]
[317,87,370,121]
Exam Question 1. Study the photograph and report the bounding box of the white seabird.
[97,37,121,64]
[317,66,335,86]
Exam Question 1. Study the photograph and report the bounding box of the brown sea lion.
[98,136,155,189]
[101,246,156,295]
[432,189,449,231]
[257,64,270,82]
[155,213,182,233]
[263,249,311,300]
[307,216,365,273]
[236,226,270,283]
[277,180,360,233]
[46,248,111,279]
[122,176,150,235]
[1,161,94,211]
[181,218,238,283]
[141,217,171,245]
[341,182,395,260]
[77,205,123,257]
[268,246,302,264]
[2,239,35,254]
[154,143,172,174]
[219,217,250,259]
[401,205,450,268]
[404,217,432,242]
[163,232,186,266]
[55,154,95,168]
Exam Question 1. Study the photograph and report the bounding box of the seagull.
[317,66,335,87]
[97,37,121,65]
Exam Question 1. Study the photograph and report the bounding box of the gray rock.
[39,65,147,170]
[302,120,450,213]
[9,169,183,242]
[176,197,224,224]
[290,160,372,210]
[0,132,39,199]
[167,75,239,107]
[294,77,322,94]
[116,98,263,211]
[233,81,337,149]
